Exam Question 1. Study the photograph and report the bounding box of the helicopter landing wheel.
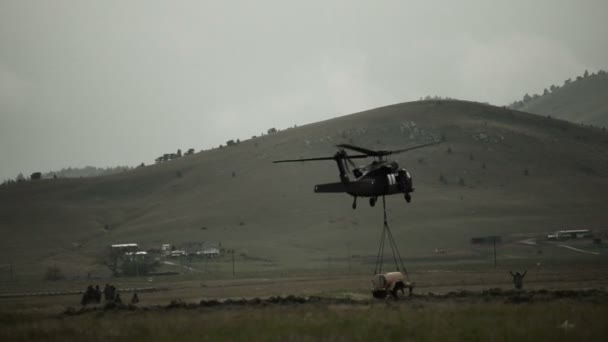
[405,193,411,203]
[369,197,377,207]
[352,196,357,209]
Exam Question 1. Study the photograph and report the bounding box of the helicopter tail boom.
[314,182,346,193]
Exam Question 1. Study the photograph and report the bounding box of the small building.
[125,251,148,261]
[170,250,188,257]
[30,172,42,180]
[194,246,221,258]
[161,244,172,256]
[548,229,592,240]
[111,243,139,252]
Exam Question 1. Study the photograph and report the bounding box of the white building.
[197,246,221,258]
[547,229,591,239]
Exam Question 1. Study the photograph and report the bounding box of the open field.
[2,270,608,342]
[3,300,608,342]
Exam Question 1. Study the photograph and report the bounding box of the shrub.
[44,266,65,281]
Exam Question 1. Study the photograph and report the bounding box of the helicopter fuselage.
[313,155,414,208]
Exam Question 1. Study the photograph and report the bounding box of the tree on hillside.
[564,78,572,85]
[523,93,531,102]
[120,256,158,277]
[16,173,25,182]
[177,149,182,158]
[543,88,549,96]
[584,69,589,78]
[99,246,123,276]
[550,84,558,92]
[44,266,65,281]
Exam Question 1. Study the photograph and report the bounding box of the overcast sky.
[1,0,607,180]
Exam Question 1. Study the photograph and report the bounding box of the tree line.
[509,69,607,110]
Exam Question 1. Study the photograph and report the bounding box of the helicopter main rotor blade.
[388,141,441,155]
[337,141,440,157]
[336,144,380,156]
[273,154,368,163]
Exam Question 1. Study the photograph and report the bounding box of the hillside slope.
[516,73,608,128]
[1,100,608,277]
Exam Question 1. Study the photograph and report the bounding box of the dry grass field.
[2,267,608,342]
[3,300,608,342]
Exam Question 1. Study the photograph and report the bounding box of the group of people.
[81,285,102,305]
[79,271,527,306]
[80,284,139,306]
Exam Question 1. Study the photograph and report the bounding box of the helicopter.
[273,142,439,209]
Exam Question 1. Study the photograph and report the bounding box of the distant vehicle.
[273,142,439,209]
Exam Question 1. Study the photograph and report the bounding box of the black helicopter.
[273,142,439,209]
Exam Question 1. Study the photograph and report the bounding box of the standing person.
[131,292,139,304]
[109,285,116,301]
[94,285,101,303]
[103,284,110,301]
[510,270,527,289]
[81,285,94,306]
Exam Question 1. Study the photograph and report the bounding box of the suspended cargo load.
[371,271,415,299]
[371,196,414,299]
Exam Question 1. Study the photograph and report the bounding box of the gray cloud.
[1,0,607,180]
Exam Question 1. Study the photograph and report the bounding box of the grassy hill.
[513,72,608,128]
[1,100,608,280]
